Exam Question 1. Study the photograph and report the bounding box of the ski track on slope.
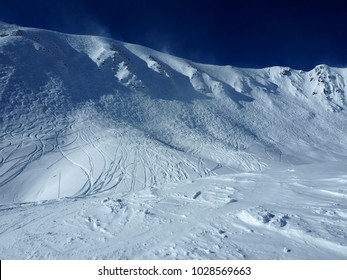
[0,110,222,202]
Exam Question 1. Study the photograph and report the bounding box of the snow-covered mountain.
[1,22,346,259]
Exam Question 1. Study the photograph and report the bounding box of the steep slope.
[1,22,346,203]
[0,23,347,259]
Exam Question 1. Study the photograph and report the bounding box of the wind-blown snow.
[0,22,346,259]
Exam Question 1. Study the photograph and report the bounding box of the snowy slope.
[0,22,346,259]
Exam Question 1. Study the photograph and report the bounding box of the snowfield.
[0,22,346,259]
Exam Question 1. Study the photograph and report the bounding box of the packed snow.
[0,22,346,259]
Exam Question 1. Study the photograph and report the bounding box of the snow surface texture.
[0,22,346,259]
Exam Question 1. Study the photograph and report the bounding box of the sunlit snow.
[0,22,346,259]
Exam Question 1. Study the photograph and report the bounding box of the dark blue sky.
[1,0,347,70]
